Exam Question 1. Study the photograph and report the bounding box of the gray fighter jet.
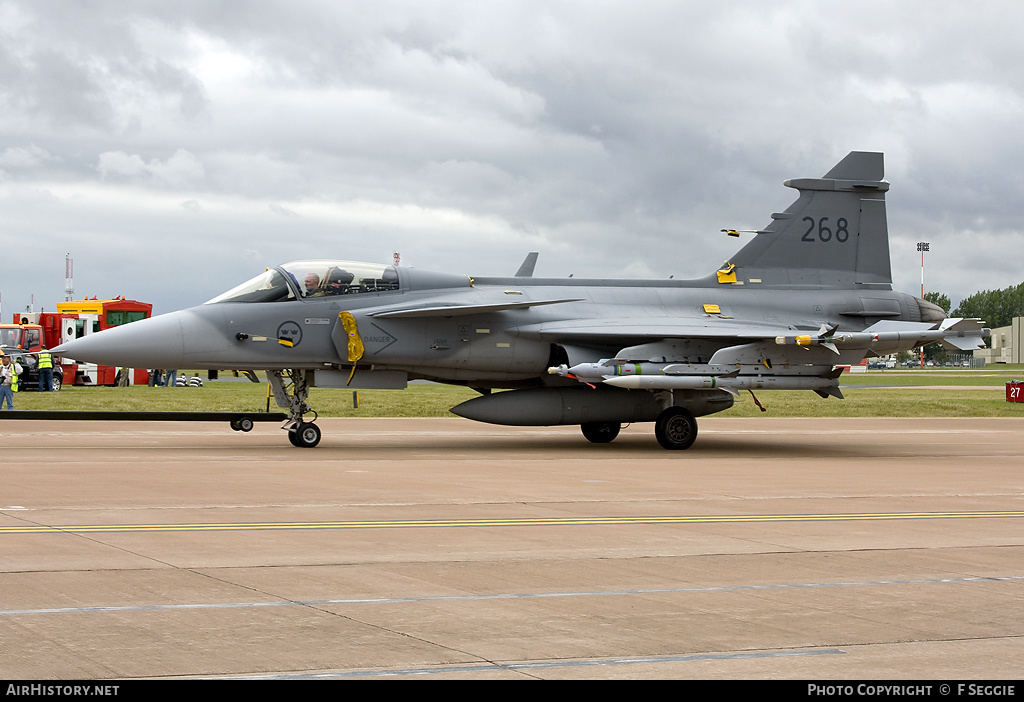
[53,152,988,449]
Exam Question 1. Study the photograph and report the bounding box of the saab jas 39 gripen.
[53,152,988,449]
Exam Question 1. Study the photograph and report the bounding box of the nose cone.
[54,311,188,369]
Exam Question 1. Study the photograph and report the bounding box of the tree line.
[918,284,1024,360]
[948,282,1024,329]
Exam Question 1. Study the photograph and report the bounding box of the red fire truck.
[3,297,153,388]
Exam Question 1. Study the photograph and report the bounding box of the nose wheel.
[288,421,322,448]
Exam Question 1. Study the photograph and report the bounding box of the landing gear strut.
[268,369,321,448]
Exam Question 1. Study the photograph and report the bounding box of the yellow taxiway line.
[3,510,1024,534]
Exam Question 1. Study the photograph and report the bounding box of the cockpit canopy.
[206,260,400,304]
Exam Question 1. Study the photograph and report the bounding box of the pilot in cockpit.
[303,273,322,297]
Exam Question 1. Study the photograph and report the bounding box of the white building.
[975,317,1023,364]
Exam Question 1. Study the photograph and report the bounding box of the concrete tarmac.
[1,416,1023,680]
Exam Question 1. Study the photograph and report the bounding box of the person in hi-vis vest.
[0,351,23,409]
[37,347,54,392]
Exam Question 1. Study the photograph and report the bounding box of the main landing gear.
[581,421,621,443]
[579,407,698,450]
[654,407,697,450]
[268,369,322,448]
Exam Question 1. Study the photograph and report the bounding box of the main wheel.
[581,421,621,443]
[237,416,254,432]
[289,422,322,448]
[654,407,698,450]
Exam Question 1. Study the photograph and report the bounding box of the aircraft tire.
[237,416,254,432]
[654,407,697,450]
[581,421,621,443]
[290,422,322,448]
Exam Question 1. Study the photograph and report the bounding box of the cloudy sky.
[2,0,1023,316]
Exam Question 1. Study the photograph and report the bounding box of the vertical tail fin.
[724,151,892,288]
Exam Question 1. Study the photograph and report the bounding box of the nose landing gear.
[268,369,322,448]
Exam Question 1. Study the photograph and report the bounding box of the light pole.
[917,242,930,368]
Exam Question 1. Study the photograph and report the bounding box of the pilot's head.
[304,273,320,293]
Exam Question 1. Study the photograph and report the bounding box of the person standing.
[37,347,54,392]
[0,351,22,410]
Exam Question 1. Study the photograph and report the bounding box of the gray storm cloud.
[2,1,1023,315]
